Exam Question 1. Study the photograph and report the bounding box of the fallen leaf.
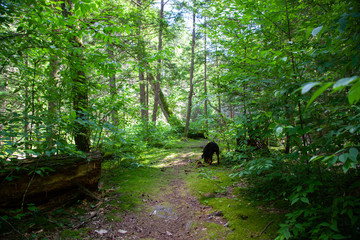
[95,229,108,235]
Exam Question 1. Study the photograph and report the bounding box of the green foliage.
[202,0,360,239]
[1,0,360,238]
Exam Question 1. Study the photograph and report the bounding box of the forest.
[0,0,359,239]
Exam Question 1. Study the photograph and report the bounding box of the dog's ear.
[201,154,203,159]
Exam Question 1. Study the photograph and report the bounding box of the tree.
[61,1,90,152]
[137,0,148,123]
[184,0,196,137]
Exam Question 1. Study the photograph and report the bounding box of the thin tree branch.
[0,216,29,240]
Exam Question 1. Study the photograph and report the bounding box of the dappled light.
[1,0,359,239]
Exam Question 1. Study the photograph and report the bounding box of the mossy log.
[0,152,102,209]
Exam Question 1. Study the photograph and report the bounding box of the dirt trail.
[1,141,281,239]
[111,153,227,239]
[91,143,228,240]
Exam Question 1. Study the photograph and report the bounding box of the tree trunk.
[72,68,90,152]
[24,56,30,155]
[216,45,221,114]
[147,72,181,126]
[0,72,7,146]
[184,4,196,137]
[152,0,165,123]
[62,1,90,152]
[284,0,306,154]
[47,54,59,147]
[137,0,148,122]
[204,14,208,132]
[107,46,118,126]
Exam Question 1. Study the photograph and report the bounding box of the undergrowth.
[227,149,360,240]
[186,165,284,239]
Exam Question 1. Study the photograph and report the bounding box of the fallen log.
[0,152,103,210]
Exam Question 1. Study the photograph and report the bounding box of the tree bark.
[137,0,148,122]
[62,1,90,152]
[107,46,118,126]
[184,3,196,137]
[216,45,221,114]
[0,71,7,146]
[284,0,306,154]
[204,14,208,132]
[152,0,164,123]
[147,72,181,126]
[47,54,59,147]
[0,152,102,209]
[24,56,30,155]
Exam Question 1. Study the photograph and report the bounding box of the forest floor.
[1,139,284,239]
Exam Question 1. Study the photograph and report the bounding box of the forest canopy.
[1,0,360,239]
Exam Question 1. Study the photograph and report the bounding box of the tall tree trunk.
[216,45,221,114]
[204,14,208,132]
[137,0,148,122]
[152,0,164,123]
[147,72,181,126]
[47,55,59,148]
[106,45,118,126]
[24,56,30,155]
[0,72,7,146]
[284,0,306,154]
[72,67,90,152]
[62,1,90,152]
[184,3,196,137]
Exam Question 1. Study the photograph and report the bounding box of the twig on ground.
[0,216,29,240]
[255,220,273,238]
[71,211,98,229]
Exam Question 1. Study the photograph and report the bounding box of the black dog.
[202,142,220,165]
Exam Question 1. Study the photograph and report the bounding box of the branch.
[208,100,221,113]
[255,220,273,238]
[0,216,29,239]
[130,0,141,7]
[0,31,30,41]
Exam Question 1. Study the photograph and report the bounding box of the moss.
[101,144,190,214]
[195,221,229,240]
[186,165,284,239]
[101,166,170,212]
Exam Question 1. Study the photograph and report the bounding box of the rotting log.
[0,152,102,209]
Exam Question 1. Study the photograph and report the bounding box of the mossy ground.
[1,139,284,239]
[98,138,284,239]
[186,165,284,239]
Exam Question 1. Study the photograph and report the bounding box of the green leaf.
[275,126,283,137]
[302,82,321,94]
[300,197,310,204]
[333,76,358,90]
[5,149,14,155]
[35,170,43,176]
[348,79,360,104]
[291,198,299,205]
[28,205,38,212]
[311,26,323,37]
[327,156,338,167]
[349,148,358,161]
[309,155,322,162]
[342,161,352,173]
[339,153,348,163]
[305,82,333,111]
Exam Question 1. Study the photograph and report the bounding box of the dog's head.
[204,157,212,164]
